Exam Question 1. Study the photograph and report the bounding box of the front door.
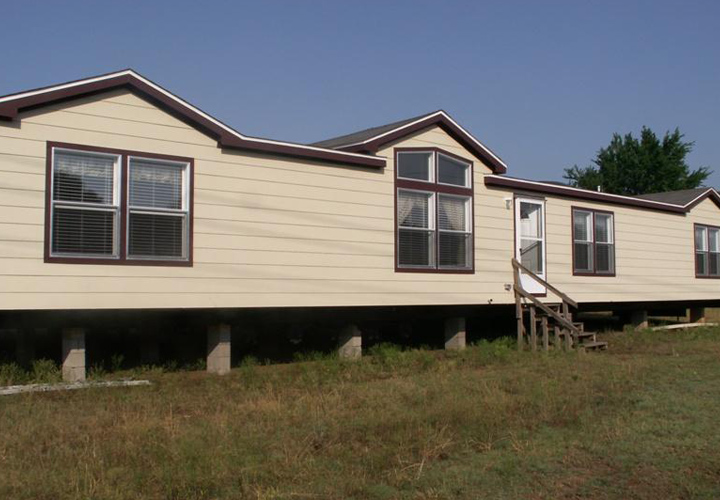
[515,197,547,294]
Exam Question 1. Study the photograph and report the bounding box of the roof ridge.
[311,110,441,148]
[0,69,385,168]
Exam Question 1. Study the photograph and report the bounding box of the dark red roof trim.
[0,71,384,169]
[684,189,720,211]
[485,175,691,214]
[335,112,508,174]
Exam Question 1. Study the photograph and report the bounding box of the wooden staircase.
[512,259,608,352]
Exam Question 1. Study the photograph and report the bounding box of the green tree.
[563,127,711,195]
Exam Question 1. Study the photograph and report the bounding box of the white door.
[515,198,547,294]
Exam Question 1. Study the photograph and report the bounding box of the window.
[572,208,615,275]
[128,157,189,259]
[695,224,720,278]
[51,149,121,257]
[397,151,433,182]
[395,148,473,272]
[398,190,434,267]
[46,143,193,265]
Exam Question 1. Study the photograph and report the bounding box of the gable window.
[695,224,720,278]
[395,148,473,272]
[572,208,615,276]
[46,143,193,266]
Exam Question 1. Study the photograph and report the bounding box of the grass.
[1,329,720,499]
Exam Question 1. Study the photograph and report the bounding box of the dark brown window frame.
[571,206,616,277]
[694,223,720,279]
[394,147,474,274]
[44,141,194,267]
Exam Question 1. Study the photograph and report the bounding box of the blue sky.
[2,1,718,185]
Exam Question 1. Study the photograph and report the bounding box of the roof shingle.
[311,111,440,149]
[634,188,712,206]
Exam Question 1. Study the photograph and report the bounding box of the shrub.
[30,359,61,384]
[88,364,107,380]
[293,351,329,363]
[0,362,28,386]
[109,354,125,372]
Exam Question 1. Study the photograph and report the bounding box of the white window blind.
[128,158,188,259]
[51,150,119,257]
[397,190,434,267]
[573,209,615,275]
[709,228,720,276]
[695,225,720,277]
[695,226,708,275]
[573,210,593,273]
[438,195,471,268]
[594,213,614,274]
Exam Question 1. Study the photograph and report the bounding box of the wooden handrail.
[511,258,578,309]
[514,286,580,335]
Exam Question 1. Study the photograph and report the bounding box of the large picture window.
[395,148,473,272]
[695,224,720,278]
[46,143,193,266]
[572,208,615,276]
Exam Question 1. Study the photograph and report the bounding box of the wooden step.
[579,340,608,350]
[573,322,585,332]
[576,331,595,339]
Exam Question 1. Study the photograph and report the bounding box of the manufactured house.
[0,70,718,380]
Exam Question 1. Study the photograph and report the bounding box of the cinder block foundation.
[689,307,706,324]
[631,310,649,330]
[207,324,231,375]
[444,317,466,350]
[338,324,362,359]
[62,327,86,382]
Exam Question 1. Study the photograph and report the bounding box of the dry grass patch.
[1,332,720,499]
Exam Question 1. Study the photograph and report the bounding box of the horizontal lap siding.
[0,90,515,310]
[1,88,716,310]
[541,196,720,303]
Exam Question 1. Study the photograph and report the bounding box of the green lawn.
[1,329,720,499]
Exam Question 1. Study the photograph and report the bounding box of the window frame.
[694,223,720,279]
[571,206,616,277]
[45,142,194,267]
[49,147,122,259]
[394,147,474,274]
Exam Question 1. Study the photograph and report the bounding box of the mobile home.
[0,70,717,379]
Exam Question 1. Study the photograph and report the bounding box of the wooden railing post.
[562,301,572,349]
[513,263,524,351]
[529,307,537,352]
[516,299,524,351]
[511,259,578,309]
[511,258,581,352]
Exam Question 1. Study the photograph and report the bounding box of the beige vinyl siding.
[0,87,717,310]
[530,194,720,303]
[0,90,512,310]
